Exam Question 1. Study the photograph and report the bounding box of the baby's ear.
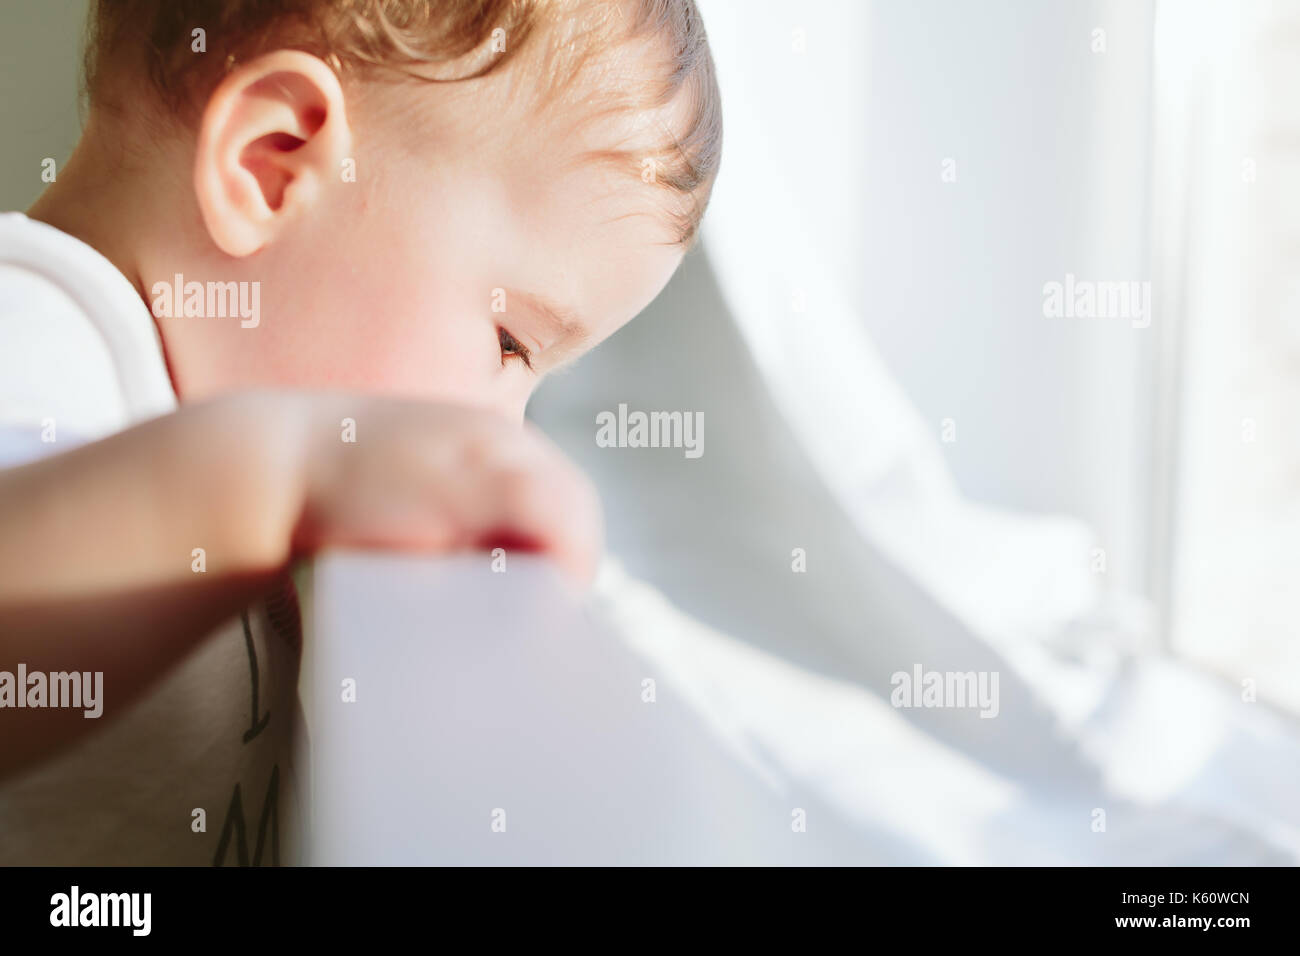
[193,50,351,257]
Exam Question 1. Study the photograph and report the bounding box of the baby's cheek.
[334,306,499,406]
[302,194,514,404]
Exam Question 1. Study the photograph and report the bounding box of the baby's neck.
[28,118,178,314]
[29,116,197,398]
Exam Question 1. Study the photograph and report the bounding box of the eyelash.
[497,326,533,370]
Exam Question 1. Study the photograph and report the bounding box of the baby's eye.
[497,326,533,369]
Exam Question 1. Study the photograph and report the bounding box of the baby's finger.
[454,444,602,587]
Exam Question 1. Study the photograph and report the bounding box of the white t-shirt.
[0,211,306,865]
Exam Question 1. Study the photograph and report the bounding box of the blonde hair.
[84,0,721,242]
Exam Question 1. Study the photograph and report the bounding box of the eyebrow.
[506,289,591,369]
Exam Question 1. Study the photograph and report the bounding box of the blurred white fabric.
[592,555,1300,864]
[521,236,1300,863]
[516,0,1300,861]
[305,552,1296,864]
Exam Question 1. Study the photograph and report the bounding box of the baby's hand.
[286,394,602,586]
[0,389,603,773]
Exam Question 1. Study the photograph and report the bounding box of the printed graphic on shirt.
[212,577,302,866]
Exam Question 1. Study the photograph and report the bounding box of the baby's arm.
[0,391,600,778]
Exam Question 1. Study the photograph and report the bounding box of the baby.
[0,0,720,864]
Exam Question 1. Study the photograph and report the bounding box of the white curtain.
[520,0,1300,862]
[696,0,1143,712]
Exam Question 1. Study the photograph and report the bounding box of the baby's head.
[71,0,721,420]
